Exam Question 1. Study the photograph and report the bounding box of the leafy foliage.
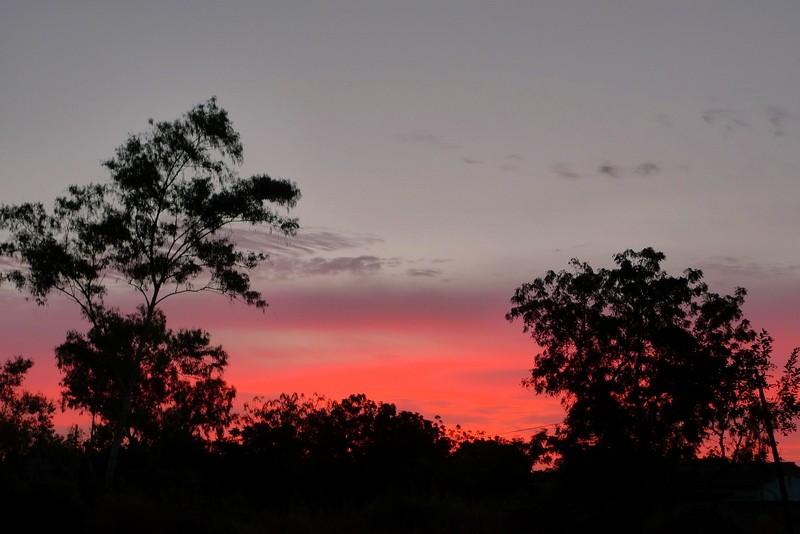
[55,307,234,449]
[0,97,300,317]
[708,331,800,462]
[230,392,534,508]
[506,247,797,466]
[236,392,451,469]
[0,356,58,461]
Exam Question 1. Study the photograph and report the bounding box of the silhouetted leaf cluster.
[508,248,800,469]
[0,356,59,461]
[55,307,234,450]
[222,392,532,506]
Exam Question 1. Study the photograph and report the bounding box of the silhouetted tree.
[235,392,320,465]
[0,356,58,461]
[235,393,451,500]
[708,330,800,462]
[310,394,450,470]
[0,97,301,486]
[0,357,90,530]
[507,248,768,467]
[55,306,234,452]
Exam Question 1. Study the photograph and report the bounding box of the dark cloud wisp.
[554,162,661,180]
[406,268,443,277]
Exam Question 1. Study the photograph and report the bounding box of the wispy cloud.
[552,163,583,180]
[406,268,443,277]
[268,255,398,277]
[554,161,661,180]
[701,105,799,138]
[766,105,792,137]
[702,108,750,135]
[238,227,448,280]
[460,157,484,165]
[635,162,660,176]
[233,227,383,255]
[230,227,396,279]
[698,256,800,281]
[597,164,621,178]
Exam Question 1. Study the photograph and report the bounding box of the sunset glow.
[2,1,800,467]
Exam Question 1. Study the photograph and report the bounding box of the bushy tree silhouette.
[0,98,300,486]
[55,306,234,451]
[0,356,58,461]
[708,330,800,462]
[507,247,800,469]
[234,393,452,503]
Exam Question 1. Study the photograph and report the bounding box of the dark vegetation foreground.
[4,434,799,534]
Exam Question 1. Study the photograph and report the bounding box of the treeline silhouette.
[2,377,798,533]
[1,382,540,532]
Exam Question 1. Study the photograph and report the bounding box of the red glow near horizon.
[3,278,799,459]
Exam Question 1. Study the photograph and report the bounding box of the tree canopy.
[0,96,300,318]
[507,247,800,466]
[0,97,301,486]
[0,356,58,461]
[55,306,235,450]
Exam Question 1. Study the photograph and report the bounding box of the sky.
[1,1,799,457]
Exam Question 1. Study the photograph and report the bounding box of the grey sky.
[2,2,800,437]
[3,0,799,297]
[3,2,798,276]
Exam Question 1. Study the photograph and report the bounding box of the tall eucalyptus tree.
[0,97,301,486]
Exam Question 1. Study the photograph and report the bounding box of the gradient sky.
[2,1,799,457]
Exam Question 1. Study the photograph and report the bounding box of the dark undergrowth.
[5,458,798,534]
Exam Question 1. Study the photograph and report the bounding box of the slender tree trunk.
[758,383,792,533]
[86,412,97,484]
[104,386,133,490]
[104,305,154,490]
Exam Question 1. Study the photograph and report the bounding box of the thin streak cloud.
[702,108,749,135]
[406,268,443,277]
[233,228,383,255]
[766,106,792,137]
[635,162,660,177]
[266,255,401,278]
[597,164,621,178]
[554,161,661,180]
[552,163,583,180]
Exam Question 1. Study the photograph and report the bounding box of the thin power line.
[495,423,560,435]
